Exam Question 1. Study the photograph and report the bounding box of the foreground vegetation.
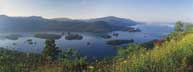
[94,32,193,72]
[1,21,193,72]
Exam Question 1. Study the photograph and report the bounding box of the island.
[112,33,119,37]
[106,39,134,45]
[127,28,141,32]
[65,33,83,40]
[97,34,112,39]
[5,34,22,40]
[34,33,61,40]
[26,39,34,45]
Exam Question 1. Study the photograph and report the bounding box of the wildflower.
[98,69,101,71]
[146,52,150,55]
[88,65,94,69]
[123,60,127,64]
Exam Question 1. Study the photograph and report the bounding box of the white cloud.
[0,0,4,8]
[0,0,5,15]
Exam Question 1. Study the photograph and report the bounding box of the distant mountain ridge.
[52,18,72,21]
[88,16,138,26]
[0,15,139,33]
[52,16,139,26]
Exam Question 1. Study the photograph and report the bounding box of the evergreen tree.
[42,39,60,61]
[185,24,193,32]
[174,21,184,32]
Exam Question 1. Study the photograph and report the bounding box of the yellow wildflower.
[123,60,127,64]
[88,65,94,69]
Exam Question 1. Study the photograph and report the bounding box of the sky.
[0,0,193,22]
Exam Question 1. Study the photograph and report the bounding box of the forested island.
[65,33,83,40]
[0,34,23,40]
[34,33,61,40]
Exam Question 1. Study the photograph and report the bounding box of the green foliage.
[185,24,193,32]
[0,48,40,72]
[174,21,184,32]
[165,32,179,41]
[140,40,155,49]
[42,39,60,61]
[117,44,144,57]
[55,48,87,72]
[60,48,86,65]
[165,21,186,41]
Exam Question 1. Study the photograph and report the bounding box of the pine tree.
[174,21,184,32]
[42,39,60,61]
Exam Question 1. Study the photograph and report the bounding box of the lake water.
[0,24,174,59]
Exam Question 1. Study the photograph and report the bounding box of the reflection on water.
[0,24,174,59]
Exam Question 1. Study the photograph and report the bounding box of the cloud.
[0,0,4,8]
[0,0,5,12]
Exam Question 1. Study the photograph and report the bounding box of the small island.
[97,34,112,39]
[5,34,22,40]
[34,33,61,40]
[106,39,134,45]
[128,28,141,32]
[26,39,34,45]
[112,33,119,37]
[65,33,83,40]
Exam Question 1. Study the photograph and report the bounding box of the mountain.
[0,15,139,33]
[53,16,139,26]
[0,15,48,32]
[52,18,72,21]
[88,16,139,26]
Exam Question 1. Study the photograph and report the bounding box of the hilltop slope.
[95,32,193,72]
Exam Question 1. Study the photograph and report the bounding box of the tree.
[174,21,184,32]
[42,39,60,61]
[185,24,193,32]
[117,44,143,57]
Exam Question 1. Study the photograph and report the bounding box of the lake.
[0,23,174,59]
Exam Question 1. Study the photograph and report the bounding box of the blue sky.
[0,0,193,22]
